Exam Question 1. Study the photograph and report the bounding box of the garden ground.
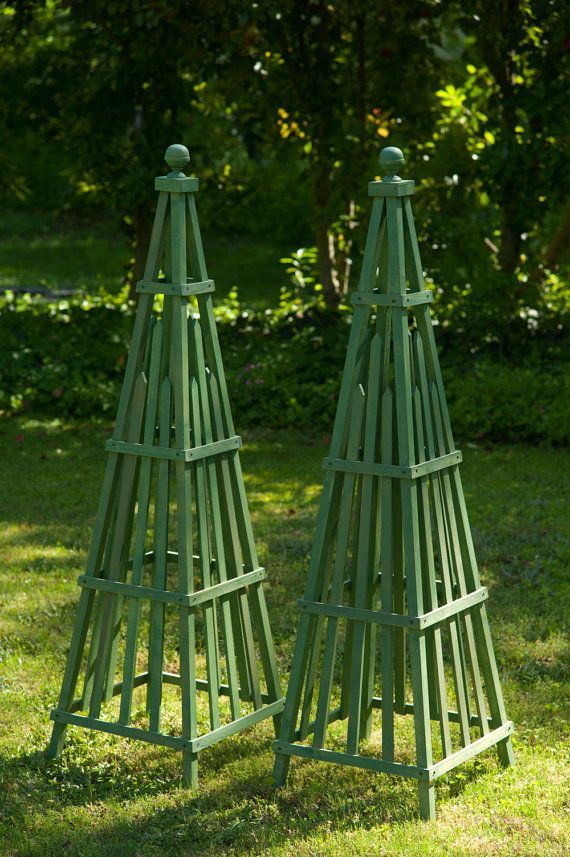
[0,417,568,856]
[0,212,287,308]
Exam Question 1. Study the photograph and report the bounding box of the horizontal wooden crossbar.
[297,698,495,741]
[70,671,272,713]
[275,721,513,783]
[273,740,424,780]
[322,450,462,480]
[351,290,433,307]
[51,697,285,754]
[298,599,415,628]
[428,722,514,778]
[51,709,192,750]
[105,435,242,462]
[297,586,488,631]
[162,671,271,704]
[191,700,284,752]
[78,566,266,607]
[136,278,215,296]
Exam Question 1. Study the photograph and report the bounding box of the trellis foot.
[182,751,199,788]
[418,782,436,821]
[272,753,290,788]
[497,735,515,768]
[46,721,67,760]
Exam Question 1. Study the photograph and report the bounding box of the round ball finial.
[165,143,190,173]
[379,146,405,181]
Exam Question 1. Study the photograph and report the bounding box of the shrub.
[1,287,569,444]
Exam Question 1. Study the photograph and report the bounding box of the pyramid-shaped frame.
[273,147,513,820]
[48,144,283,786]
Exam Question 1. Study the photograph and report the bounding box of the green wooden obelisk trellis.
[48,144,283,785]
[272,146,514,820]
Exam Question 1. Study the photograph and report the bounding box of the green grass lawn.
[0,417,568,856]
[0,211,288,308]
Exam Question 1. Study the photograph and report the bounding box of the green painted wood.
[311,388,366,748]
[369,696,494,731]
[428,721,514,780]
[197,364,241,720]
[208,376,264,713]
[155,175,199,193]
[297,583,487,630]
[191,699,285,753]
[348,337,385,752]
[338,335,372,722]
[88,373,147,719]
[369,178,416,198]
[411,334,471,749]
[207,372,256,702]
[105,434,241,461]
[51,709,192,751]
[350,290,433,307]
[322,450,462,479]
[273,146,512,820]
[425,378,490,741]
[275,740,424,780]
[147,376,172,731]
[413,386,453,757]
[120,320,163,725]
[48,143,282,786]
[78,568,266,609]
[429,382,474,747]
[136,278,214,296]
[191,320,240,721]
[190,370,221,732]
[392,434,407,717]
[379,386,395,761]
[386,191,434,820]
[187,195,280,720]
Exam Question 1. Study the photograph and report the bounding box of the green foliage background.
[0,0,569,440]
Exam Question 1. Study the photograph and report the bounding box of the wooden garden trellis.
[48,144,284,786]
[272,146,514,820]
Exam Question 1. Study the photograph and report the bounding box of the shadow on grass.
[0,720,501,857]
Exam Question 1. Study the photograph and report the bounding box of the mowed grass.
[0,417,569,856]
[0,211,287,307]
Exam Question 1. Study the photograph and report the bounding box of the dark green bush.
[1,287,569,444]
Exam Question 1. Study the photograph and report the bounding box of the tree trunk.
[544,201,570,269]
[498,198,522,278]
[312,155,341,308]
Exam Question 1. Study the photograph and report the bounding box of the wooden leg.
[418,781,436,821]
[182,750,199,789]
[273,751,291,788]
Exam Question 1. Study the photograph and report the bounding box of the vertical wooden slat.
[207,373,260,703]
[120,319,164,725]
[147,377,172,731]
[312,387,366,747]
[412,384,452,757]
[429,384,490,734]
[189,368,221,731]
[410,331,470,748]
[194,367,240,722]
[347,333,382,753]
[168,184,199,785]
[430,383,479,743]
[88,373,147,718]
[379,386,395,760]
[388,195,435,820]
[404,205,513,762]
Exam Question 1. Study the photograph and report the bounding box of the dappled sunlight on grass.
[0,416,568,855]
